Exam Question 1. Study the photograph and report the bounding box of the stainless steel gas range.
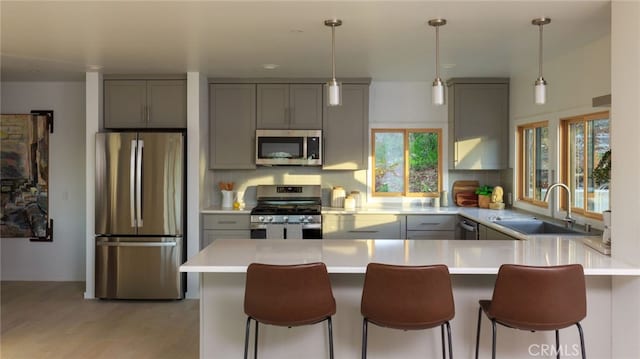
[250,185,322,239]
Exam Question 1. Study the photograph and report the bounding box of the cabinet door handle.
[420,222,440,226]
[348,230,378,233]
[146,105,150,123]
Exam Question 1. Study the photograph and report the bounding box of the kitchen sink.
[492,219,589,236]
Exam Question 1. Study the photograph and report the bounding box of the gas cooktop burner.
[251,205,321,215]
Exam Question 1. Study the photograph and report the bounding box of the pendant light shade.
[324,19,342,106]
[428,19,447,106]
[532,17,551,105]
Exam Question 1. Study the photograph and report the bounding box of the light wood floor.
[1,281,199,359]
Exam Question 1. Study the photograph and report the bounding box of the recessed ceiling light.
[262,64,279,70]
[87,65,103,71]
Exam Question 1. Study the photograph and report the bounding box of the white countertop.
[201,205,252,214]
[180,238,640,276]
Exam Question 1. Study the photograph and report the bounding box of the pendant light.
[532,17,551,105]
[428,19,447,106]
[324,19,342,106]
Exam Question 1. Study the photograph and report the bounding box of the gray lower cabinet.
[478,224,517,240]
[201,213,251,248]
[323,214,405,239]
[322,84,369,170]
[406,214,456,239]
[209,84,256,169]
[447,78,509,170]
[104,79,186,128]
[257,84,323,129]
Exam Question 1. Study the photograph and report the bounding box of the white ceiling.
[0,1,611,82]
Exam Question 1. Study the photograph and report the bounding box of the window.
[561,111,610,218]
[517,121,550,206]
[372,129,442,197]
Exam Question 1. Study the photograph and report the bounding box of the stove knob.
[258,216,265,222]
[306,216,313,223]
[267,216,274,222]
[283,216,289,222]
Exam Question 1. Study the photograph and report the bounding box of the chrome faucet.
[543,183,575,228]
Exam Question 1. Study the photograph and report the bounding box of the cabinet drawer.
[202,229,251,248]
[202,214,250,230]
[406,215,456,231]
[407,230,455,240]
[323,214,404,239]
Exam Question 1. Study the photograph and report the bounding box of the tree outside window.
[372,129,442,197]
[562,111,610,218]
[518,121,550,206]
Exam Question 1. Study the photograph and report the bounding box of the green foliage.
[592,149,611,185]
[409,132,438,170]
[475,185,494,196]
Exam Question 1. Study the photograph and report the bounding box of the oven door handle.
[459,221,477,232]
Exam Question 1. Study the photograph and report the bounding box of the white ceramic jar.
[331,186,346,208]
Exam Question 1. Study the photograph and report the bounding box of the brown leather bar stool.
[243,262,336,359]
[475,264,587,359]
[360,263,455,359]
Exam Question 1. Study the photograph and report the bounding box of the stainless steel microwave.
[256,129,322,166]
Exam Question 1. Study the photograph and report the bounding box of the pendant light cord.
[538,24,543,78]
[435,25,440,79]
[331,25,336,81]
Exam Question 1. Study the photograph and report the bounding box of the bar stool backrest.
[360,263,455,330]
[489,264,586,331]
[244,262,336,326]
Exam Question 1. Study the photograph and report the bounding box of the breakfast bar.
[181,239,640,358]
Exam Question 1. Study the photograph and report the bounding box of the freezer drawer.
[95,237,183,299]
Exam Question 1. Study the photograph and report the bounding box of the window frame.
[517,120,550,208]
[371,128,443,197]
[560,111,610,220]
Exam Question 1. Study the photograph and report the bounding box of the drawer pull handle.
[218,221,237,224]
[348,230,378,233]
[420,222,439,225]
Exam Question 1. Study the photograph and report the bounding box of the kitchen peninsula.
[181,238,640,359]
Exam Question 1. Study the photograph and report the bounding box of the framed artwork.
[1,112,53,241]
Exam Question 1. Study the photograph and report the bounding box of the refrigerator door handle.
[96,241,177,247]
[130,139,137,228]
[137,139,144,227]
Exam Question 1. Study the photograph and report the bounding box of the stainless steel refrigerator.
[95,131,185,299]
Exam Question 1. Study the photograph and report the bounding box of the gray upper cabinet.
[322,84,369,170]
[209,84,256,169]
[447,78,509,170]
[104,79,186,129]
[257,84,323,129]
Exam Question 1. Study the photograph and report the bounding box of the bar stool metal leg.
[491,320,497,359]
[446,321,453,359]
[475,306,482,359]
[244,317,251,359]
[577,322,586,359]
[362,318,368,359]
[254,321,259,359]
[327,317,334,359]
[441,324,446,359]
[555,330,560,359]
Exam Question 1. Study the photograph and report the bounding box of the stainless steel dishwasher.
[458,216,479,240]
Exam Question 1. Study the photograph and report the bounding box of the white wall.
[1,81,86,281]
[509,35,611,227]
[611,1,640,358]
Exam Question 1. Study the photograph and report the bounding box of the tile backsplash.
[206,167,368,207]
[205,167,511,209]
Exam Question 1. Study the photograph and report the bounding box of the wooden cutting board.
[452,180,479,207]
